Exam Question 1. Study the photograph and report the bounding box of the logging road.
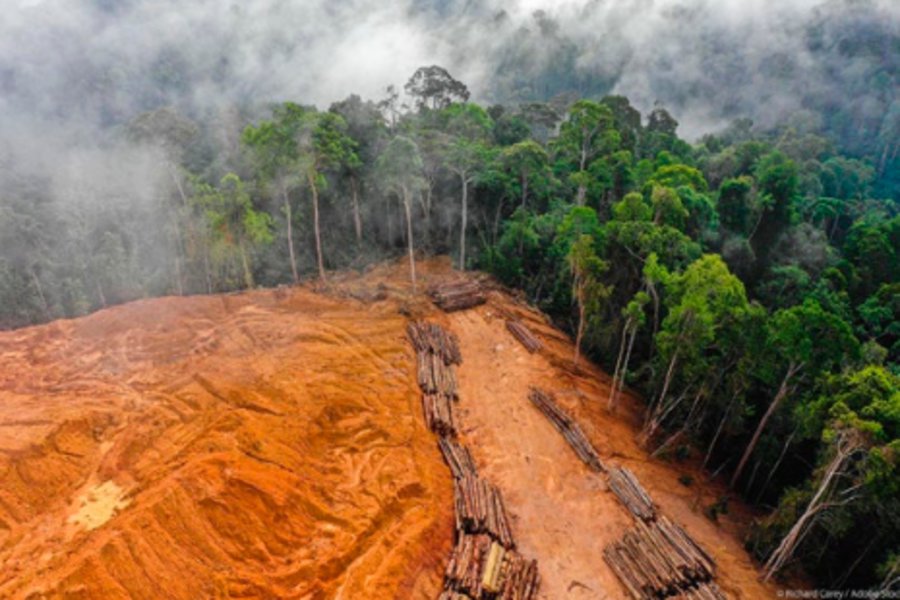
[443,299,778,599]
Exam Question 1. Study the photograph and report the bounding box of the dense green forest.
[1,65,898,591]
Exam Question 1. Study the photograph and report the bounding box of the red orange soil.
[443,298,779,599]
[0,258,778,599]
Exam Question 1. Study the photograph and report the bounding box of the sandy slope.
[0,258,778,598]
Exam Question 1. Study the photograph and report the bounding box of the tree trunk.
[609,318,631,410]
[402,187,417,292]
[386,195,394,246]
[173,253,184,296]
[202,237,213,294]
[704,393,738,470]
[614,323,639,409]
[309,174,326,281]
[167,162,189,207]
[492,196,505,244]
[459,174,468,270]
[351,177,362,246]
[731,362,801,488]
[576,181,587,206]
[573,293,585,369]
[29,266,51,320]
[572,294,584,369]
[93,274,107,308]
[755,430,796,504]
[654,349,680,419]
[283,188,299,285]
[762,430,860,581]
[239,241,253,289]
[643,387,688,443]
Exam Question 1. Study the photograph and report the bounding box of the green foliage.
[404,65,470,111]
[193,173,273,289]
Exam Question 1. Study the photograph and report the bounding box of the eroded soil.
[0,258,777,599]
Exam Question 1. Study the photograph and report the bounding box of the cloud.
[0,0,896,154]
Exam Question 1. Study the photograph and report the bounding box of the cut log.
[506,319,543,353]
[528,387,605,472]
[603,517,720,600]
[607,466,657,522]
[430,280,487,312]
[439,437,478,479]
[454,474,516,549]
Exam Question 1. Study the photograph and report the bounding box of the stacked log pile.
[505,320,543,353]
[603,516,721,600]
[522,385,723,598]
[430,280,487,312]
[495,551,540,600]
[443,533,539,600]
[608,466,657,522]
[423,392,457,437]
[453,474,516,549]
[409,321,461,436]
[440,437,478,480]
[528,387,605,472]
[438,592,473,600]
[445,532,494,598]
[408,321,462,366]
[407,320,540,600]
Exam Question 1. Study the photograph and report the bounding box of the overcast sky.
[0,0,896,161]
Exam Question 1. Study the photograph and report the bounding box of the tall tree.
[303,112,359,280]
[440,103,493,270]
[552,100,618,205]
[499,141,551,210]
[404,65,470,111]
[376,136,426,290]
[731,299,859,487]
[645,254,749,443]
[242,103,307,284]
[330,95,386,246]
[567,234,610,369]
[193,173,273,289]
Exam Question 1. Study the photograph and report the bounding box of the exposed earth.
[0,258,778,599]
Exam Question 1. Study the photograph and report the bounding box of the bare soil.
[0,258,778,599]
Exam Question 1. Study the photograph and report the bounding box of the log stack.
[453,474,516,549]
[409,321,462,436]
[430,280,487,312]
[608,466,657,522]
[406,320,540,600]
[528,387,605,472]
[505,320,543,353]
[423,392,457,437]
[440,437,478,480]
[445,532,494,598]
[417,352,459,397]
[408,321,462,366]
[603,516,720,600]
[438,592,473,600]
[495,553,540,600]
[442,532,540,600]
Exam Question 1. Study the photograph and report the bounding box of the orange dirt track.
[0,258,779,599]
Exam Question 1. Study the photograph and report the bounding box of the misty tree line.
[1,65,899,590]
